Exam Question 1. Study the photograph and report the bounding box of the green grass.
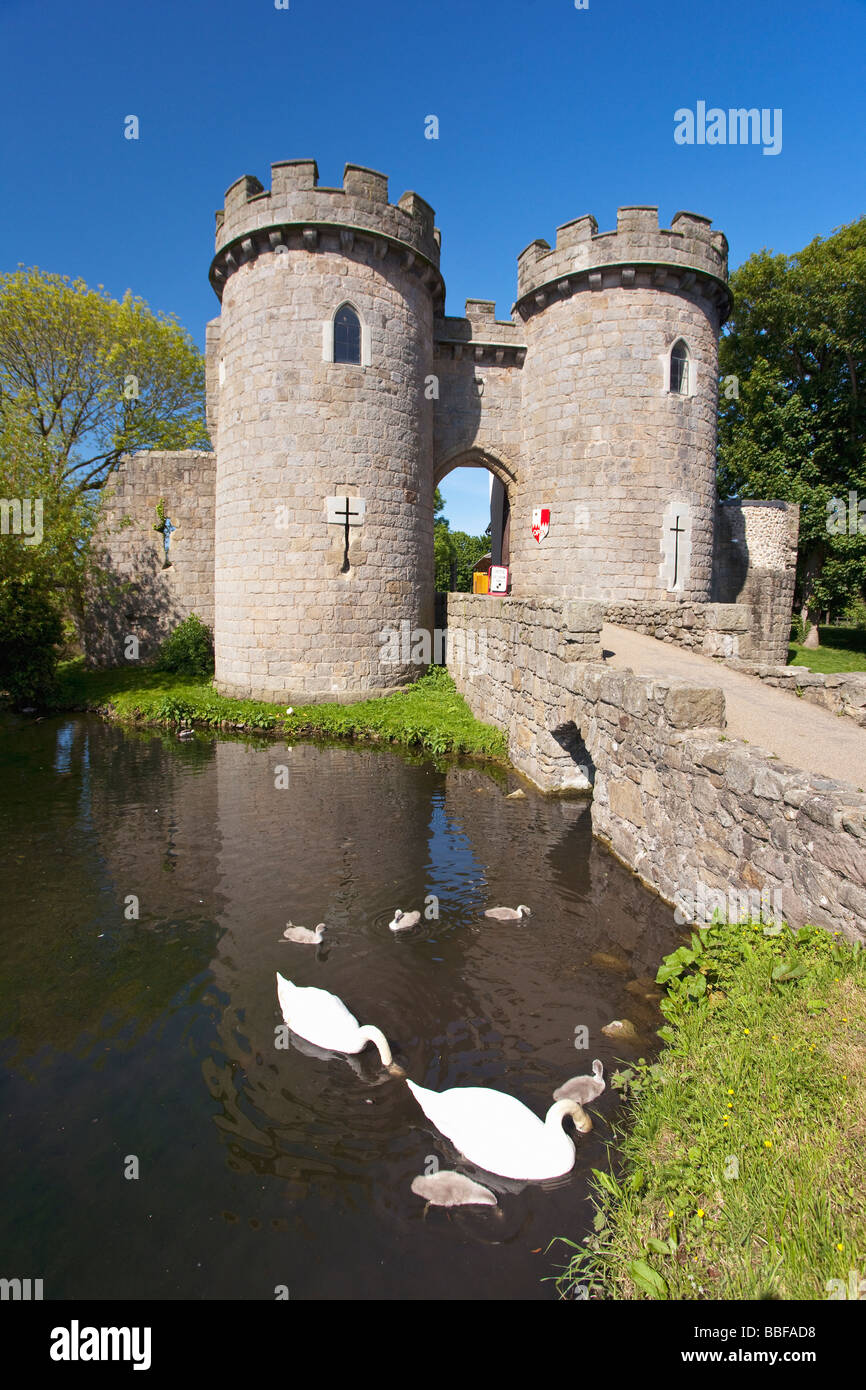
[789,625,866,673]
[53,660,509,761]
[553,919,866,1300]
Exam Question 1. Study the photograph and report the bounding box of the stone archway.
[433,443,519,492]
[434,446,519,580]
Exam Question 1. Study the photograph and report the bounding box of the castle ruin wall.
[86,450,215,666]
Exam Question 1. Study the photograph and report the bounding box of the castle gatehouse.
[87,160,798,697]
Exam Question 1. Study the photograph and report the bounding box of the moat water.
[0,715,678,1300]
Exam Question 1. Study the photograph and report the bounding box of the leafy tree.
[718,217,866,645]
[0,403,91,702]
[0,270,209,697]
[0,267,209,494]
[449,529,491,590]
[0,572,64,705]
[432,485,490,591]
[434,485,456,589]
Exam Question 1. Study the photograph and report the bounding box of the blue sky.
[1,0,863,532]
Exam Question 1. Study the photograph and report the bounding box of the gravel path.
[601,623,866,790]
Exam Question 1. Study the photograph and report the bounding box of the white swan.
[410,1171,497,1207]
[276,973,402,1073]
[553,1059,605,1105]
[483,905,532,921]
[406,1079,590,1181]
[281,922,326,944]
[389,909,421,932]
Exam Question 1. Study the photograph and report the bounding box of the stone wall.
[602,599,754,658]
[446,594,866,941]
[205,317,221,447]
[432,300,524,490]
[726,660,866,726]
[446,593,602,790]
[85,451,215,665]
[713,500,800,663]
[580,666,866,942]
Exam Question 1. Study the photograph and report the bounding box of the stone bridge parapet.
[446,594,866,940]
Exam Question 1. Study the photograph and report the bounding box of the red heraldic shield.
[531,507,550,543]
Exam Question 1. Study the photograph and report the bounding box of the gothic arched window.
[669,339,690,395]
[333,305,362,365]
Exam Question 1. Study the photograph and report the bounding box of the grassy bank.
[52,660,509,761]
[554,919,866,1300]
[789,625,866,673]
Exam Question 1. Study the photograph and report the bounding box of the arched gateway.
[434,447,519,576]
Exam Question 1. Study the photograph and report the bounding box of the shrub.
[842,596,866,630]
[155,613,214,679]
[0,574,64,706]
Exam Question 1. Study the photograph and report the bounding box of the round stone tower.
[209,160,443,701]
[511,207,731,604]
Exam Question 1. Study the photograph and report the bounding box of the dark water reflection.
[0,715,678,1300]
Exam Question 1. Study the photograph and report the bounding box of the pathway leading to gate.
[601,623,866,790]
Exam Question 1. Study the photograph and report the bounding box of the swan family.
[284,907,532,941]
[275,895,606,1189]
[391,905,530,931]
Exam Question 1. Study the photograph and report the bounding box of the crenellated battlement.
[213,159,441,268]
[435,299,523,341]
[433,299,526,365]
[516,205,730,318]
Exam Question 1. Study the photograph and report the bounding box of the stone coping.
[722,658,866,723]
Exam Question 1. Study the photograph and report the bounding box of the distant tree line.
[433,487,490,591]
[718,214,866,647]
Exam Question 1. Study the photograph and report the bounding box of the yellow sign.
[472,571,489,594]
